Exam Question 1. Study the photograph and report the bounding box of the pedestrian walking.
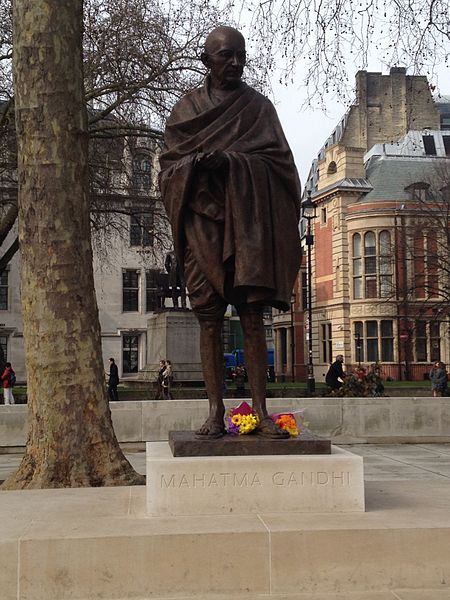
[429,361,447,397]
[107,357,119,401]
[162,360,173,400]
[155,359,166,400]
[1,361,15,405]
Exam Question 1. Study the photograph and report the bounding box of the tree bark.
[2,0,144,488]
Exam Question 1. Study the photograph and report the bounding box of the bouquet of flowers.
[226,401,260,435]
[269,410,306,437]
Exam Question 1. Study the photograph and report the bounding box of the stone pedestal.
[168,430,331,456]
[146,441,365,516]
[145,310,202,382]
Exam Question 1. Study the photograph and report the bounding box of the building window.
[443,136,450,156]
[130,212,153,247]
[366,321,379,362]
[146,269,159,312]
[265,325,273,340]
[354,322,364,363]
[0,271,8,310]
[430,322,441,362]
[321,323,332,364]
[415,320,427,362]
[379,230,393,297]
[352,230,392,299]
[132,155,152,191]
[123,270,139,312]
[406,182,429,202]
[327,161,337,174]
[414,320,442,362]
[321,207,327,225]
[0,335,7,363]
[354,320,393,363]
[380,320,394,361]
[364,232,377,298]
[422,135,437,156]
[352,234,362,299]
[122,335,139,373]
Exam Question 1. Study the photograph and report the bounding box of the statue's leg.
[183,233,227,437]
[238,304,289,438]
[195,317,226,437]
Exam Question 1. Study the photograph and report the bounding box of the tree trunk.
[2,0,144,488]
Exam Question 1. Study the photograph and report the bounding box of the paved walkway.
[2,442,450,483]
[2,443,450,599]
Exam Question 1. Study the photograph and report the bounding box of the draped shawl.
[159,81,302,311]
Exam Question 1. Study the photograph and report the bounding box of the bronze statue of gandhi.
[159,26,302,438]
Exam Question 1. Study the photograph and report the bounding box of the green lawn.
[9,379,432,404]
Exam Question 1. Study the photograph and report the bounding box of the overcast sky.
[273,84,344,184]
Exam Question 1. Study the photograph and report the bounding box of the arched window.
[132,155,152,191]
[364,231,377,298]
[379,230,392,297]
[352,234,362,299]
[327,161,337,174]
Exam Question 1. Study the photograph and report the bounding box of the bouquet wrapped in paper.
[269,410,306,437]
[226,401,259,435]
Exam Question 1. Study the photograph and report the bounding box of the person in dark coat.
[325,355,346,391]
[159,26,302,438]
[429,361,447,397]
[107,358,119,401]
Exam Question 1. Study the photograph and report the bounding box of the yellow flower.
[286,426,299,437]
[238,413,259,434]
[231,414,242,426]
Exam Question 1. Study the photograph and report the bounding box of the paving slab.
[2,444,450,598]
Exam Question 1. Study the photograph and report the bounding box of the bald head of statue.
[201,26,246,90]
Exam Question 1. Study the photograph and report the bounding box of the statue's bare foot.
[195,416,225,439]
[256,416,290,439]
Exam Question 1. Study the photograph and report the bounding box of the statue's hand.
[196,150,228,171]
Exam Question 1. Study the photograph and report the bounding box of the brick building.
[274,68,450,383]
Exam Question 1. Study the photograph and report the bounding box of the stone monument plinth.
[168,429,331,456]
[146,440,365,516]
[145,310,202,382]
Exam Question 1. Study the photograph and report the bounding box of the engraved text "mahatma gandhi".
[160,472,262,489]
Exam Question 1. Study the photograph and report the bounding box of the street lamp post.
[290,293,296,383]
[302,190,316,395]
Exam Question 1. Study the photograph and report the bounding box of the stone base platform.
[147,442,364,516]
[168,430,332,456]
[2,480,450,599]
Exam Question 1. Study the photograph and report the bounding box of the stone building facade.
[294,68,450,383]
[0,135,172,382]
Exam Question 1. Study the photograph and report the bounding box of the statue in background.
[165,250,187,309]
